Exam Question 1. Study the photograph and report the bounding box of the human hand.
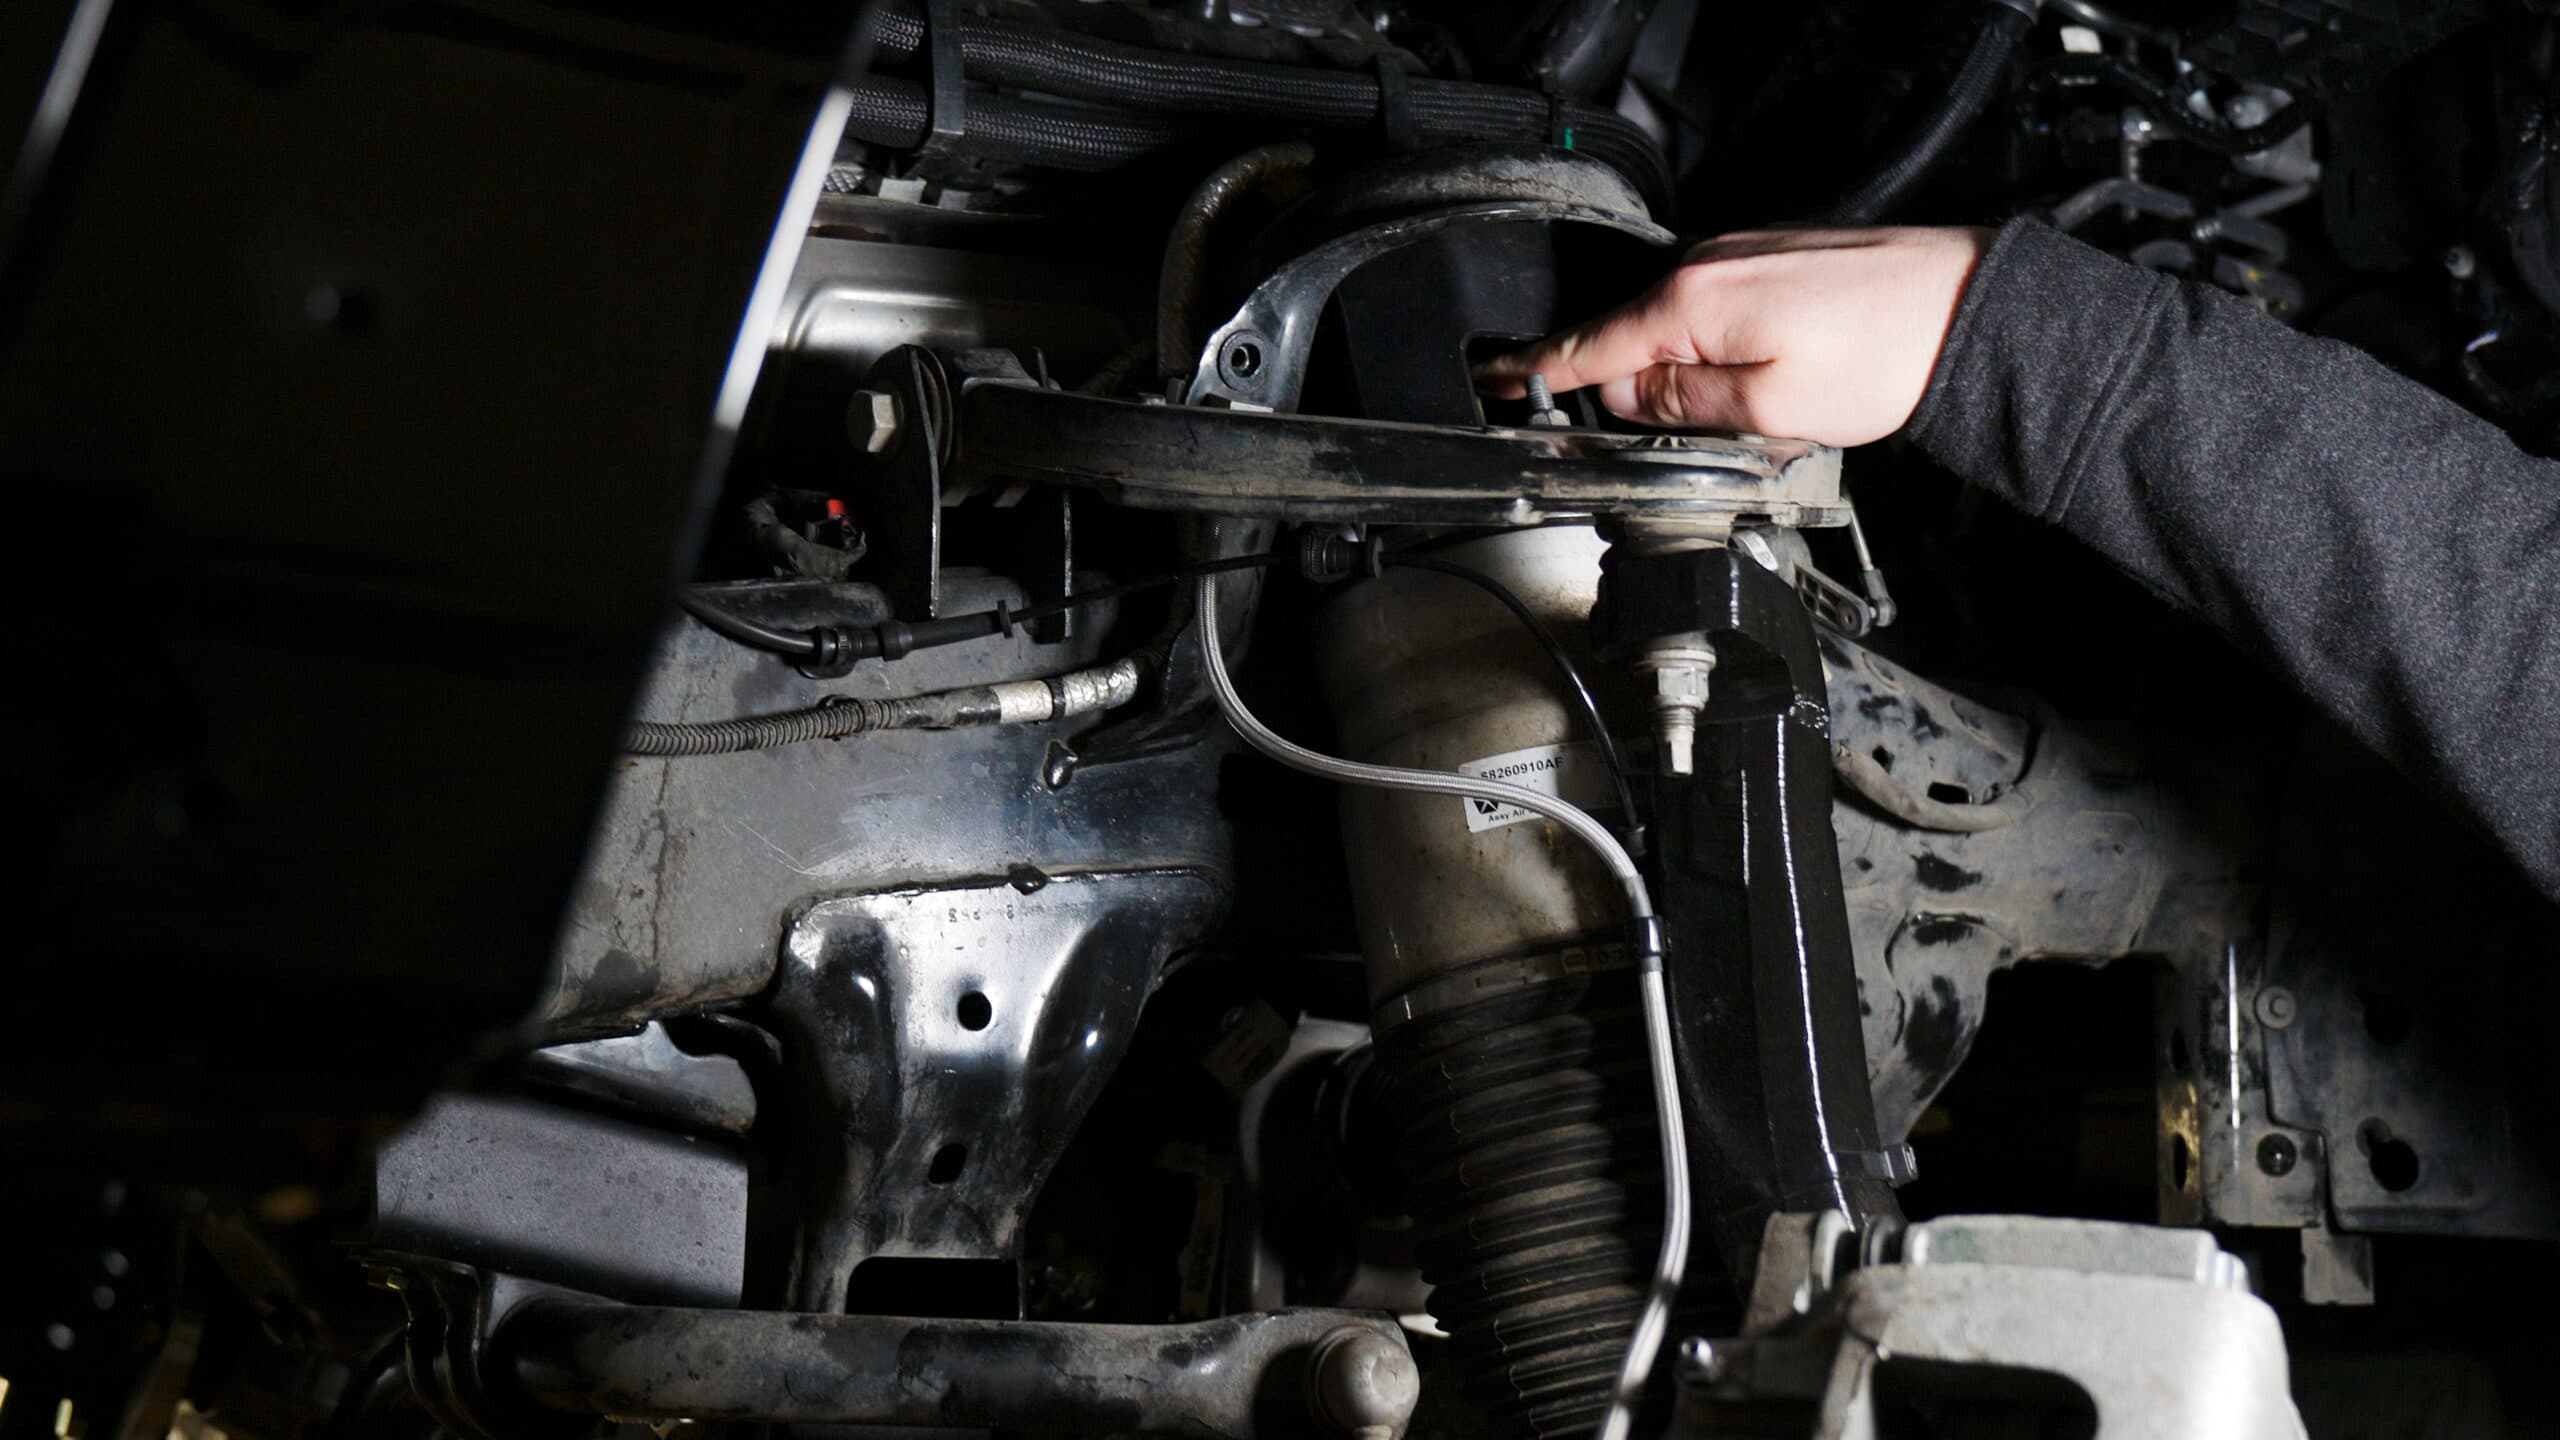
[1476,226,1993,447]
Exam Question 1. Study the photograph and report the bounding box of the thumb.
[1601,361,1771,432]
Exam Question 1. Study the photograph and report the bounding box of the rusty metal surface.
[1824,634,2251,1142]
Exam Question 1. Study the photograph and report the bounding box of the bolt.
[1636,634,1716,778]
[1677,1336,1728,1385]
[847,389,903,456]
[2445,245,2477,280]
[1220,335,1266,384]
[1309,1327,1420,1437]
[1525,371,1570,428]
[2254,986,2298,1030]
[45,1322,74,1351]
[2257,1133,2299,1177]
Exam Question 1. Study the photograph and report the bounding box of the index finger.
[1472,276,1701,398]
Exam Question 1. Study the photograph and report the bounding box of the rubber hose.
[1826,4,2037,224]
[860,3,1671,210]
[1379,965,1663,1440]
[2037,55,2310,154]
[1160,143,1319,383]
[626,696,908,757]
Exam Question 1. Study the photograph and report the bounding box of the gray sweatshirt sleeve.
[1905,217,2560,901]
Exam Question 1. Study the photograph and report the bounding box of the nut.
[2253,986,2298,1030]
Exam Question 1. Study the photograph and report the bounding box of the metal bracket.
[953,380,1848,528]
[756,869,1228,1312]
[1184,200,1673,412]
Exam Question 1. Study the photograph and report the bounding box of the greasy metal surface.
[1820,635,2249,1143]
[1319,527,1628,1006]
[955,381,1849,527]
[519,1023,759,1137]
[1824,631,2558,1243]
[545,572,1234,1036]
[1681,1214,2297,1440]
[370,1093,746,1308]
[1183,201,1674,411]
[494,1299,1415,1437]
[1593,546,1900,1279]
[759,869,1228,1311]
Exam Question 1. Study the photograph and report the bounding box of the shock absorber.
[1320,526,1661,1439]
[1321,525,1909,1437]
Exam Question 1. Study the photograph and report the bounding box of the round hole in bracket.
[1220,335,1265,384]
[956,991,993,1031]
[928,1143,967,1185]
[2359,1119,2420,1193]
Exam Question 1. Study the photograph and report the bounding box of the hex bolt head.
[1310,1327,1420,1437]
[847,389,903,455]
[2257,1133,2299,1177]
[2253,986,2298,1030]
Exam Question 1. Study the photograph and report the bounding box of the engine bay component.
[949,378,1848,528]
[15,2,2560,1438]
[1593,547,1909,1275]
[1677,1212,2298,1439]
[1201,559,1689,1440]
[1325,527,1663,1437]
[760,869,1228,1310]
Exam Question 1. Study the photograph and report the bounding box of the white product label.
[1457,742,1618,833]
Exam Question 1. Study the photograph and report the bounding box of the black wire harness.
[845,0,1673,213]
[675,552,1291,669]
